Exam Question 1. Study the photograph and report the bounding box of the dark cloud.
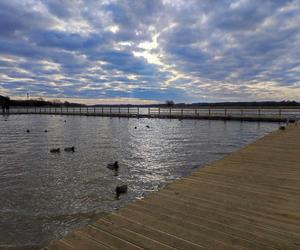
[31,31,104,50]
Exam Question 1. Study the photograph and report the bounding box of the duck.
[50,148,60,153]
[134,126,137,129]
[279,126,286,130]
[107,161,119,171]
[115,184,128,199]
[146,125,150,128]
[44,129,48,133]
[26,129,30,133]
[64,146,75,153]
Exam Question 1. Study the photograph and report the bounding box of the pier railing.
[4,106,300,121]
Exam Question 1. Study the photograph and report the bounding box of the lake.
[0,114,279,249]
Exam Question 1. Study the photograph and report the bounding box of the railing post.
[181,108,183,116]
[169,107,171,118]
[258,108,261,117]
[118,106,121,115]
[87,107,88,114]
[225,108,227,117]
[110,106,112,115]
[195,109,198,116]
[94,107,96,113]
[158,107,160,116]
[279,109,281,118]
[208,108,211,117]
[148,107,150,115]
[241,109,243,117]
[102,106,103,115]
[80,107,81,114]
[73,107,75,113]
[137,107,139,117]
[127,107,130,117]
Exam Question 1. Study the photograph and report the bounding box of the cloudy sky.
[0,0,299,104]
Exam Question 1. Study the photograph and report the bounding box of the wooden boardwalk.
[46,123,300,250]
[7,106,300,122]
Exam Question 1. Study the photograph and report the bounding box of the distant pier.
[45,122,300,250]
[5,106,300,122]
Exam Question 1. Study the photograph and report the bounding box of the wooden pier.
[6,106,300,122]
[45,122,300,250]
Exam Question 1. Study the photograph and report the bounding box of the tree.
[165,100,175,106]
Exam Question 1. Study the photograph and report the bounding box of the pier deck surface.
[46,123,300,250]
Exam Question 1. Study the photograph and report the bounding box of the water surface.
[0,114,279,249]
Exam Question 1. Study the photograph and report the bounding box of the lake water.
[0,114,279,249]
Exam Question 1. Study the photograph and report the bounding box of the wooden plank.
[47,240,75,250]
[92,218,178,250]
[63,231,110,250]
[123,203,276,250]
[118,207,237,250]
[102,214,205,250]
[78,225,144,250]
[134,198,296,250]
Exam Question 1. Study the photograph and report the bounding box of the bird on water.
[115,185,128,199]
[50,148,60,153]
[64,146,75,152]
[107,161,119,171]
[279,126,286,130]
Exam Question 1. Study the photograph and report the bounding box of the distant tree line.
[176,100,300,108]
[1,95,299,107]
[93,100,300,107]
[0,95,85,107]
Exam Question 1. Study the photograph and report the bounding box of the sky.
[0,0,300,104]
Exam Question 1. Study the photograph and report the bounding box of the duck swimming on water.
[107,161,119,171]
[50,148,60,153]
[279,126,286,130]
[115,184,128,199]
[64,146,75,152]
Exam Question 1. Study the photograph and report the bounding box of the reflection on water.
[0,115,279,249]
